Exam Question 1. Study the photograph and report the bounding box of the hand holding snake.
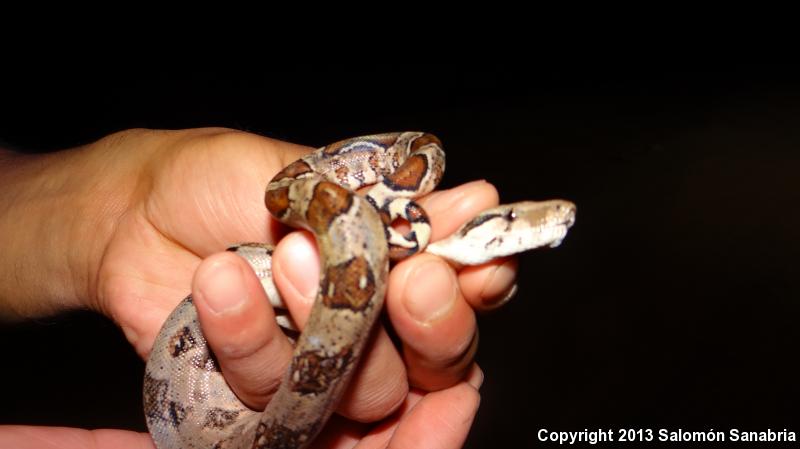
[144,132,575,448]
[0,129,561,449]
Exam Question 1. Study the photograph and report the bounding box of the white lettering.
[730,429,795,442]
[658,429,725,442]
[536,429,613,444]
[537,429,548,441]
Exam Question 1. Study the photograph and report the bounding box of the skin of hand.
[0,128,519,448]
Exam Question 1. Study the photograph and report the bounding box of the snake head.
[425,200,576,265]
[506,200,576,247]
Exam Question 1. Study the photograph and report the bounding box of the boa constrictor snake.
[143,132,576,449]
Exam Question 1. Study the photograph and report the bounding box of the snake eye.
[506,209,517,220]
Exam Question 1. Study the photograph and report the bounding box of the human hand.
[0,129,519,447]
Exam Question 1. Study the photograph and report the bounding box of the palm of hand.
[94,130,304,357]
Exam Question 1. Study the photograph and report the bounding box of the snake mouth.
[559,205,577,228]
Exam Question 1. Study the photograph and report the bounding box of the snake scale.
[143,132,576,449]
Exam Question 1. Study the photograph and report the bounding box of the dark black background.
[1,66,799,447]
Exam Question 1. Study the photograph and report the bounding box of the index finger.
[419,180,519,311]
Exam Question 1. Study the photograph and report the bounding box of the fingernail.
[486,284,518,310]
[197,259,248,314]
[282,233,320,302]
[481,259,518,308]
[467,365,485,390]
[403,259,457,324]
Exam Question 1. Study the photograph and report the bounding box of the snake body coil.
[144,132,576,449]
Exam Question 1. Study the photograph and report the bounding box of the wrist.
[0,133,143,319]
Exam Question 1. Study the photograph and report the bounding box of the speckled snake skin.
[143,132,576,449]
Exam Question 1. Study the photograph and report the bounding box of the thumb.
[191,250,294,409]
